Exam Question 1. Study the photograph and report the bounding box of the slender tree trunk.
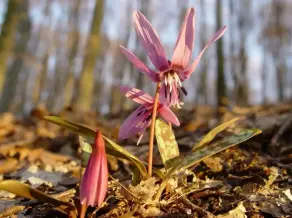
[0,0,31,113]
[216,0,226,108]
[228,0,237,103]
[273,0,285,101]
[65,0,81,107]
[34,51,49,105]
[198,0,207,104]
[261,51,268,103]
[30,1,51,107]
[236,40,248,105]
[74,0,104,111]
[276,61,286,101]
[0,0,21,93]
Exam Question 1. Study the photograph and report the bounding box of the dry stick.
[148,82,161,177]
[271,112,292,146]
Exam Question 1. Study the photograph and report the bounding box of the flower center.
[163,70,188,103]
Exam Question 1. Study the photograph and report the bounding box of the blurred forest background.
[0,0,291,116]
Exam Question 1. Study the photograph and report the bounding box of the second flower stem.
[148,82,161,177]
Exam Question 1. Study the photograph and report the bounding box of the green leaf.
[192,118,240,151]
[44,116,148,182]
[155,119,179,168]
[168,129,261,177]
[44,116,96,141]
[103,136,148,181]
[79,136,92,167]
[0,180,75,209]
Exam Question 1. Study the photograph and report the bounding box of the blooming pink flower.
[80,130,108,208]
[119,86,180,144]
[120,8,226,108]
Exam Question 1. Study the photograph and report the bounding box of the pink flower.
[120,8,226,108]
[80,130,108,208]
[119,86,180,144]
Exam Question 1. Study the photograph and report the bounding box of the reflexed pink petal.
[171,8,195,70]
[159,105,180,126]
[129,119,151,144]
[182,26,227,80]
[120,86,154,104]
[133,11,169,71]
[120,45,159,82]
[119,106,151,139]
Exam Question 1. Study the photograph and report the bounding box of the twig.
[181,197,216,218]
[148,82,161,177]
[191,190,225,199]
[109,175,141,202]
[271,112,292,146]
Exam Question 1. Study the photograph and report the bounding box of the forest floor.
[0,103,292,218]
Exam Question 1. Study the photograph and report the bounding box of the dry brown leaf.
[0,158,20,174]
[217,202,247,218]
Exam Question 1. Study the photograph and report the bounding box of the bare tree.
[0,0,31,112]
[64,0,82,107]
[0,0,21,92]
[74,0,104,111]
[259,0,292,102]
[197,0,208,104]
[216,0,226,108]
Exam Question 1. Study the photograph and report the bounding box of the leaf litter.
[0,104,291,217]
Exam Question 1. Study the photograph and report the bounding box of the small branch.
[181,197,216,218]
[148,82,161,177]
[271,112,292,146]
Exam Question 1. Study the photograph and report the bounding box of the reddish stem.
[148,82,161,177]
[80,203,87,218]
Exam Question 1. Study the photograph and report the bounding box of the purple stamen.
[181,86,188,96]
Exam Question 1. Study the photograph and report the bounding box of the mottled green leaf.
[103,136,148,181]
[192,118,240,151]
[0,180,75,210]
[44,116,96,141]
[79,136,92,167]
[169,129,261,177]
[155,119,179,168]
[44,116,148,182]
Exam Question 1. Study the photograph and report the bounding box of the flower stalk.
[148,82,161,177]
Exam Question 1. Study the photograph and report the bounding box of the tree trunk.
[197,0,208,104]
[236,40,248,105]
[0,0,31,113]
[65,0,81,107]
[0,0,21,92]
[216,0,226,108]
[274,0,285,101]
[74,0,104,111]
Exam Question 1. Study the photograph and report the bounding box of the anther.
[181,86,188,96]
[165,86,167,98]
